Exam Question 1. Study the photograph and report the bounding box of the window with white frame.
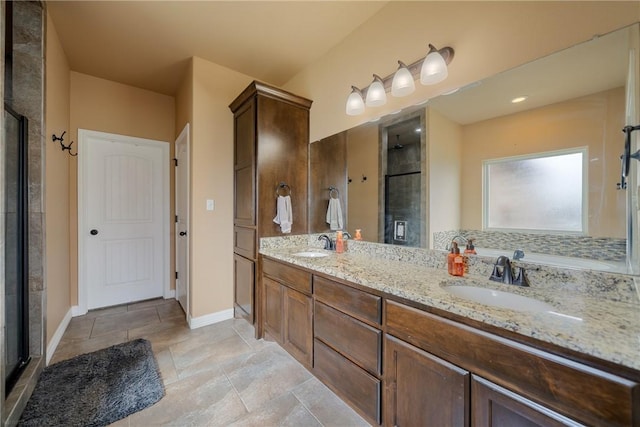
[483,148,587,233]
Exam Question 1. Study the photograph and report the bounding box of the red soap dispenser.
[335,230,344,254]
[448,242,464,277]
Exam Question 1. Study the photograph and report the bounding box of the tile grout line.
[291,387,325,427]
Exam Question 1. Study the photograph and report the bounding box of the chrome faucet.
[318,234,334,250]
[490,255,529,286]
[490,255,513,284]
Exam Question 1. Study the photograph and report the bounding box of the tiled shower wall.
[2,1,46,423]
[433,229,626,262]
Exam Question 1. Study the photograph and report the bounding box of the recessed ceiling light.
[511,96,528,104]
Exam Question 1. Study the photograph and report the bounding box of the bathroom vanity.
[259,238,640,427]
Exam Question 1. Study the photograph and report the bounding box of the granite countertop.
[260,241,640,373]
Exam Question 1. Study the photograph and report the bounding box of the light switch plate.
[206,199,214,211]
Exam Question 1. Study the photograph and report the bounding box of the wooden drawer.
[314,339,381,424]
[385,300,640,427]
[314,301,381,375]
[234,226,256,259]
[314,275,381,325]
[262,258,312,295]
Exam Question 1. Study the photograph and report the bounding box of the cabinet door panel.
[283,287,313,367]
[263,277,283,343]
[472,376,584,427]
[234,254,254,322]
[234,226,256,259]
[384,335,469,427]
[314,339,381,424]
[263,258,312,294]
[314,275,381,325]
[315,301,381,375]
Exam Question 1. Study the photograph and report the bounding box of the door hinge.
[175,271,179,279]
[175,215,178,223]
[173,158,178,167]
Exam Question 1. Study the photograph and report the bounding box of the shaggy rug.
[18,338,165,427]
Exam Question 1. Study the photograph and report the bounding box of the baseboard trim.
[46,308,73,365]
[188,308,234,329]
[165,289,176,299]
[71,305,86,317]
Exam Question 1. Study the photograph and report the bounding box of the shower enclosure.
[380,114,427,247]
[4,103,30,394]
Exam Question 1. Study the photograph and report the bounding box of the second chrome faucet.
[489,255,529,286]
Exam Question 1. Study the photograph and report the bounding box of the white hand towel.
[326,198,343,231]
[273,195,292,233]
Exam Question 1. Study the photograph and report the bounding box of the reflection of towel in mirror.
[326,198,343,231]
[273,195,292,233]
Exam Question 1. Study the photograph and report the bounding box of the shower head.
[393,134,403,149]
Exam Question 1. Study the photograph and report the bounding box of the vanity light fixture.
[346,86,365,116]
[365,74,387,107]
[345,42,454,115]
[391,61,415,97]
[420,44,454,85]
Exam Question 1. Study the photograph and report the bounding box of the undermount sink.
[292,251,330,258]
[444,285,555,312]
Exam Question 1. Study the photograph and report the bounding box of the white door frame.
[175,123,190,317]
[77,129,171,316]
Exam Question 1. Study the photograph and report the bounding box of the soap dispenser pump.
[464,238,477,255]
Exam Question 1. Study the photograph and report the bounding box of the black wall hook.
[52,131,77,157]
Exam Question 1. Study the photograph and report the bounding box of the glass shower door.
[4,103,29,394]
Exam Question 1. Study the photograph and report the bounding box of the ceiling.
[47,1,388,96]
[428,24,629,125]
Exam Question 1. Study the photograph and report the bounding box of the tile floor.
[51,298,370,426]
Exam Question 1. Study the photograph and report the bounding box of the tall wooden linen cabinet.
[229,81,312,331]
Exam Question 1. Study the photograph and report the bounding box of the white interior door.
[175,124,190,314]
[79,129,169,311]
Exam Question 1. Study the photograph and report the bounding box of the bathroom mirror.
[311,23,639,274]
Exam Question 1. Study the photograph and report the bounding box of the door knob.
[90,229,99,235]
[179,231,187,236]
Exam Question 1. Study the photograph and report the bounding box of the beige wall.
[45,14,71,346]
[188,57,252,318]
[428,108,463,247]
[460,87,625,237]
[283,2,640,142]
[346,123,378,239]
[68,72,176,305]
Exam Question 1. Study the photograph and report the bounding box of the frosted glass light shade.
[345,87,365,115]
[391,61,415,97]
[365,75,387,107]
[420,48,448,85]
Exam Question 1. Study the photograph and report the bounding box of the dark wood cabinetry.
[385,300,639,427]
[471,376,584,427]
[260,256,640,427]
[262,258,313,367]
[384,335,469,427]
[230,82,312,326]
[313,276,383,425]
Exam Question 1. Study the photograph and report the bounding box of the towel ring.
[329,186,340,199]
[276,182,291,197]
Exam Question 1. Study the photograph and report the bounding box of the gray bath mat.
[18,338,164,427]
